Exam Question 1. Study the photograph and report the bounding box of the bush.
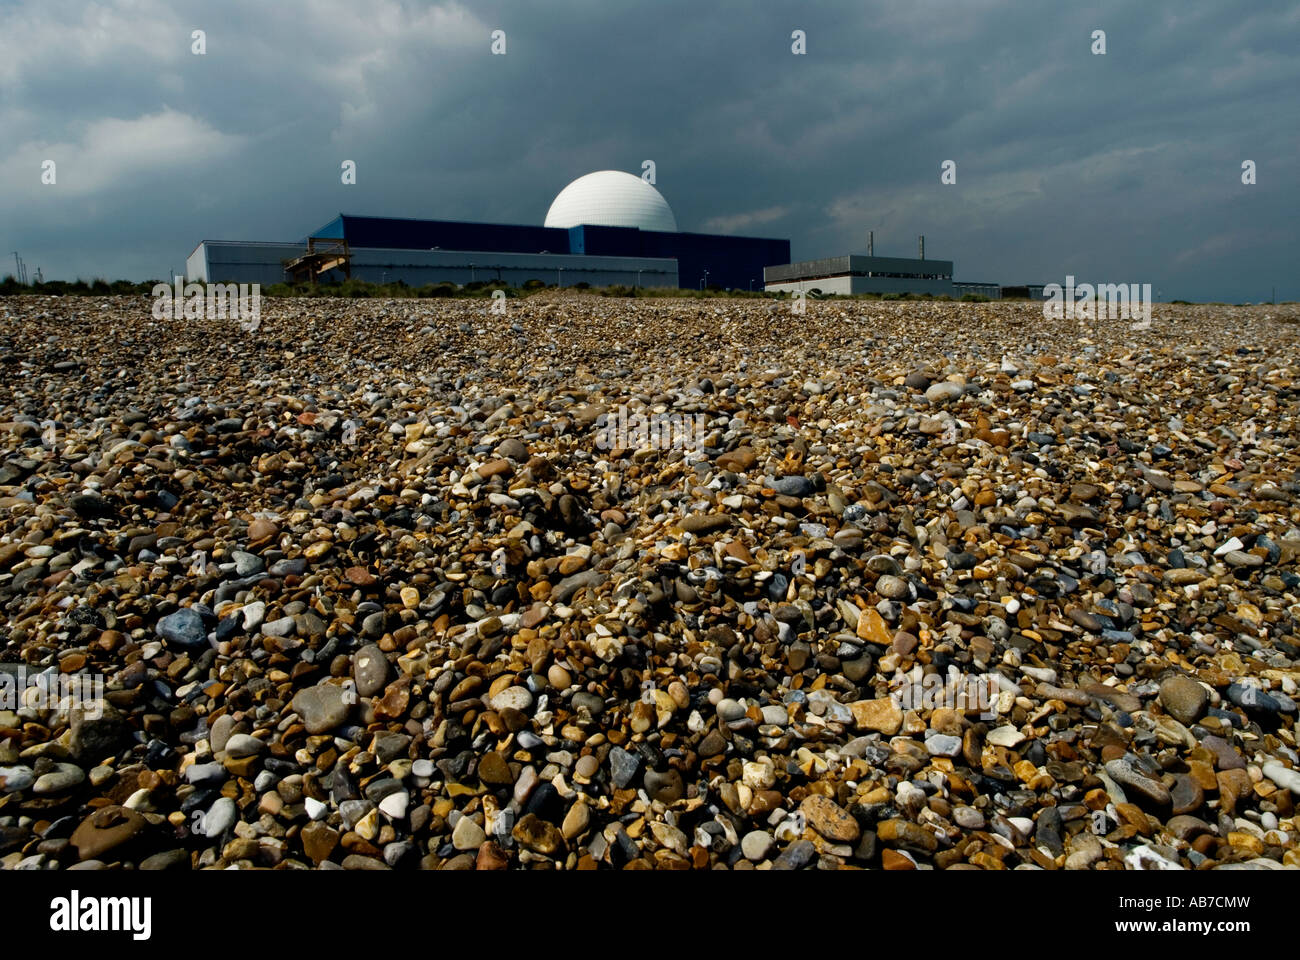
[336,278,373,298]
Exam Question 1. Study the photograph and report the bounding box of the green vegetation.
[0,275,161,296]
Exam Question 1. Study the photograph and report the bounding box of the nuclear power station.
[187,171,788,291]
[186,170,1040,297]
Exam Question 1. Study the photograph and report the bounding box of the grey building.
[952,281,1002,299]
[764,254,954,296]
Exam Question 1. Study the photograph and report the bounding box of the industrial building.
[952,281,1002,299]
[764,253,955,297]
[186,171,790,291]
[763,233,952,296]
[763,235,1048,299]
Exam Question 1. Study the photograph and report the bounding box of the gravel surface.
[1,293,1299,870]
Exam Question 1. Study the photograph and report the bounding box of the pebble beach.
[2,293,1299,871]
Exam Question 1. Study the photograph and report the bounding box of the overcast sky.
[2,0,1297,300]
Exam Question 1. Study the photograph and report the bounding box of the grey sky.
[2,0,1297,300]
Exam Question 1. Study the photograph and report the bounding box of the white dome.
[544,170,677,232]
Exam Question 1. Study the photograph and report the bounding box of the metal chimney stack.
[919,235,925,260]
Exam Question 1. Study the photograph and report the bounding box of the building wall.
[189,242,303,283]
[765,255,953,284]
[953,281,1002,299]
[849,276,952,295]
[763,276,855,296]
[184,244,216,282]
[568,225,788,290]
[315,215,572,256]
[764,275,955,296]
[999,284,1053,300]
[649,232,790,291]
[189,241,678,288]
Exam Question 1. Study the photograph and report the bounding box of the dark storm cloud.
[1,0,1296,300]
